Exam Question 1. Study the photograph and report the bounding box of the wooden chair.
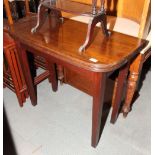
[109,0,151,122]
[64,0,151,122]
[3,30,29,106]
[3,0,51,106]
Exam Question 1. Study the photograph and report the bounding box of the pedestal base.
[31,2,110,52]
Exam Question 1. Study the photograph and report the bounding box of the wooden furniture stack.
[8,13,147,147]
[3,0,51,106]
[4,0,150,148]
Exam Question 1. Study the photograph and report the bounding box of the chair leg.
[122,71,139,117]
[122,54,144,117]
[4,48,24,107]
[11,48,28,104]
[14,47,29,100]
[15,41,37,106]
[110,63,129,124]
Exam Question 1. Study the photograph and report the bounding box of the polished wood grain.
[8,16,147,147]
[9,16,146,72]
[31,0,109,51]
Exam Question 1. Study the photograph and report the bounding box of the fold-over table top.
[9,15,147,72]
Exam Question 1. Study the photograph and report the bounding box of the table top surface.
[8,14,147,72]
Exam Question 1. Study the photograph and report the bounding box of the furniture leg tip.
[32,102,37,106]
[122,107,130,118]
[110,119,116,124]
[60,17,64,23]
[79,46,85,53]
[31,27,37,34]
[60,81,63,85]
[19,104,24,107]
[91,142,98,148]
[123,112,128,118]
[108,31,111,36]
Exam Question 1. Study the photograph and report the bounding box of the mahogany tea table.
[31,0,110,52]
[8,15,147,148]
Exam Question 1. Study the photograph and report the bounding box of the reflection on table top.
[9,14,146,72]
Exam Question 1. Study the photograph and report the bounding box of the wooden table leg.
[46,60,58,92]
[110,63,129,124]
[16,42,37,106]
[91,72,107,147]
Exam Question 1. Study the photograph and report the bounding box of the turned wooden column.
[4,0,13,25]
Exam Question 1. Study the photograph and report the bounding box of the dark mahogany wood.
[15,41,37,106]
[46,60,58,92]
[110,62,130,124]
[79,11,110,52]
[31,4,51,33]
[9,16,146,72]
[31,0,109,51]
[8,15,147,147]
[91,72,107,147]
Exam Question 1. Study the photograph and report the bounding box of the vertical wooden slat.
[25,0,30,15]
[4,0,13,25]
[138,0,150,38]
